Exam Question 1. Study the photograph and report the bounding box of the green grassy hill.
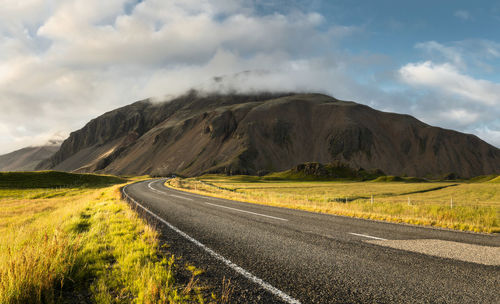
[263,162,383,181]
[371,176,428,183]
[467,175,499,183]
[487,176,500,183]
[0,171,126,188]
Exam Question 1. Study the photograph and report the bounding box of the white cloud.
[441,109,479,125]
[454,10,471,21]
[0,0,356,154]
[399,61,500,106]
[415,41,464,68]
[395,53,500,147]
[36,1,328,67]
[415,39,500,74]
[475,126,500,148]
[1,0,499,156]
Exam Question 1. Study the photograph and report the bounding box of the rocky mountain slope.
[37,92,500,178]
[0,142,61,171]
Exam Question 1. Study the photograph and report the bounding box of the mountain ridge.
[0,144,61,172]
[37,92,500,178]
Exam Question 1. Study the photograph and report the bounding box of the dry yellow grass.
[167,175,500,233]
[0,188,98,303]
[0,174,215,304]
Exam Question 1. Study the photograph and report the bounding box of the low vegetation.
[0,171,214,304]
[263,162,384,181]
[0,171,125,189]
[166,174,500,233]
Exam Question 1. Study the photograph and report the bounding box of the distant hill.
[38,92,500,178]
[0,143,60,172]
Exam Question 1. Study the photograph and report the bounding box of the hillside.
[264,162,384,181]
[0,144,60,171]
[38,92,500,178]
[0,171,125,188]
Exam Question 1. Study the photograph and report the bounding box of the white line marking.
[166,187,219,200]
[148,181,193,201]
[205,202,288,221]
[184,192,219,200]
[349,232,387,241]
[151,180,284,220]
[122,184,300,304]
[148,181,164,192]
[170,194,193,201]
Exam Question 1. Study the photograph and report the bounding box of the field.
[0,171,215,304]
[167,175,500,233]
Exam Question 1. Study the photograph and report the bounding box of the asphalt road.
[123,179,500,303]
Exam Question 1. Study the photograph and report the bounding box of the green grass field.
[167,174,500,233]
[0,171,126,189]
[0,171,217,304]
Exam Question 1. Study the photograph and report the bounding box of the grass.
[166,174,500,233]
[0,171,126,189]
[0,172,217,304]
[488,176,500,183]
[263,163,383,181]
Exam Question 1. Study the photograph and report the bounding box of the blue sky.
[257,0,500,79]
[0,0,499,153]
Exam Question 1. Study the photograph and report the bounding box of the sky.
[1,0,500,154]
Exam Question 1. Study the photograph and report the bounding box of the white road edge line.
[349,232,387,241]
[123,184,301,304]
[205,202,288,221]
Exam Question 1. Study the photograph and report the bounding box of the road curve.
[123,179,500,303]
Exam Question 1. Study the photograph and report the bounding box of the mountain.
[0,142,61,172]
[37,92,500,178]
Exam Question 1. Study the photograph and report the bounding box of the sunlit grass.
[0,173,215,304]
[167,175,500,233]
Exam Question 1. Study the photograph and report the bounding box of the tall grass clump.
[0,229,80,303]
[0,173,214,303]
[70,188,209,303]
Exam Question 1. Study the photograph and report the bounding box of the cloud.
[415,41,464,68]
[399,61,500,106]
[396,56,500,147]
[36,1,329,67]
[475,126,500,148]
[1,0,359,154]
[415,40,500,74]
[454,10,471,21]
[1,0,500,155]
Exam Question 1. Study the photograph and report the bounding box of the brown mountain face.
[38,92,500,178]
[0,144,60,172]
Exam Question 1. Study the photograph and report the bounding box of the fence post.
[408,196,411,206]
[450,197,453,209]
[371,194,374,205]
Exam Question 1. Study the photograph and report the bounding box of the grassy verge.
[166,175,500,233]
[0,172,215,303]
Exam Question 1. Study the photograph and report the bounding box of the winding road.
[122,179,500,303]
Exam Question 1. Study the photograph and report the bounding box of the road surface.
[122,179,500,303]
